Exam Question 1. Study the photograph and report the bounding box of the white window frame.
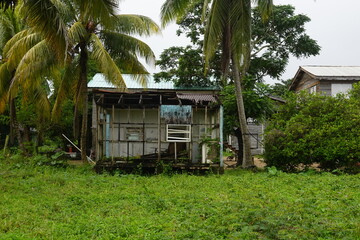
[309,85,317,94]
[166,124,191,142]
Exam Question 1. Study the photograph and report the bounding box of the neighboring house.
[290,66,360,96]
[88,73,224,172]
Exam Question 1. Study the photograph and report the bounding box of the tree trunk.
[232,58,253,168]
[9,98,26,153]
[79,43,88,163]
[9,98,15,145]
[234,127,243,165]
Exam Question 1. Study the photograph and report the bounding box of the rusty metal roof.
[88,73,219,91]
[177,93,217,103]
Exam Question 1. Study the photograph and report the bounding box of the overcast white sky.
[120,0,360,84]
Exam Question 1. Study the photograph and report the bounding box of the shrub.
[264,87,360,172]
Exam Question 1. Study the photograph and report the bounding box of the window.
[166,124,191,142]
[309,85,317,94]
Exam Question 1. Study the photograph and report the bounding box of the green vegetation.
[1,157,359,239]
[265,85,360,172]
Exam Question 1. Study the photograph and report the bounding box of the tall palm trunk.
[232,56,253,167]
[9,97,25,152]
[79,43,88,162]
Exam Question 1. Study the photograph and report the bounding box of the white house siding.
[331,83,353,96]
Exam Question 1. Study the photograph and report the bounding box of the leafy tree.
[264,86,360,172]
[157,4,320,85]
[20,0,160,162]
[249,5,320,80]
[270,79,292,97]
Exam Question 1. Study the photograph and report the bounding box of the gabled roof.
[88,73,219,91]
[290,66,360,90]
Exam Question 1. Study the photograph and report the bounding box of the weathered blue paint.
[160,105,192,124]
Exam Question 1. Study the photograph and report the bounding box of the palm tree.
[161,0,272,167]
[20,0,160,162]
[0,4,53,152]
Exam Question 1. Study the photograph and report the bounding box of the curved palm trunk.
[79,43,88,163]
[232,56,253,168]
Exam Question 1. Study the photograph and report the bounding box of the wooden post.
[174,142,177,163]
[157,105,161,164]
[111,105,115,163]
[96,105,100,161]
[219,106,224,168]
[189,106,193,163]
[127,106,130,160]
[143,107,145,156]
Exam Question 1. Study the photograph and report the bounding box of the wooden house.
[290,66,360,95]
[88,74,224,172]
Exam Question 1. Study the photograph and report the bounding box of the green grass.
[0,156,359,239]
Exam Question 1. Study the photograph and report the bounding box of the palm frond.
[2,28,33,56]
[160,0,193,27]
[52,58,80,121]
[5,32,42,70]
[255,0,273,21]
[0,62,12,97]
[203,0,228,70]
[0,5,23,53]
[75,0,117,26]
[68,21,87,44]
[110,14,160,37]
[101,30,156,66]
[112,51,149,75]
[10,40,56,97]
[231,0,252,72]
[89,33,128,90]
[20,0,68,60]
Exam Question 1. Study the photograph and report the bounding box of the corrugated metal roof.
[88,73,219,91]
[177,93,217,103]
[301,66,360,78]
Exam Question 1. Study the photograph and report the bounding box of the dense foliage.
[221,78,274,136]
[155,4,320,85]
[0,157,359,239]
[264,85,360,172]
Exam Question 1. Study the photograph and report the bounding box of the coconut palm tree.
[161,0,272,167]
[20,0,160,162]
[0,28,53,153]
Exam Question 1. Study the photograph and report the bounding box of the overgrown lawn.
[0,157,359,239]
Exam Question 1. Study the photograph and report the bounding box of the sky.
[119,0,360,84]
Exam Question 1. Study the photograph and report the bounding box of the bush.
[264,86,360,172]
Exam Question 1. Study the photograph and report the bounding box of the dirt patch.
[224,157,266,169]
